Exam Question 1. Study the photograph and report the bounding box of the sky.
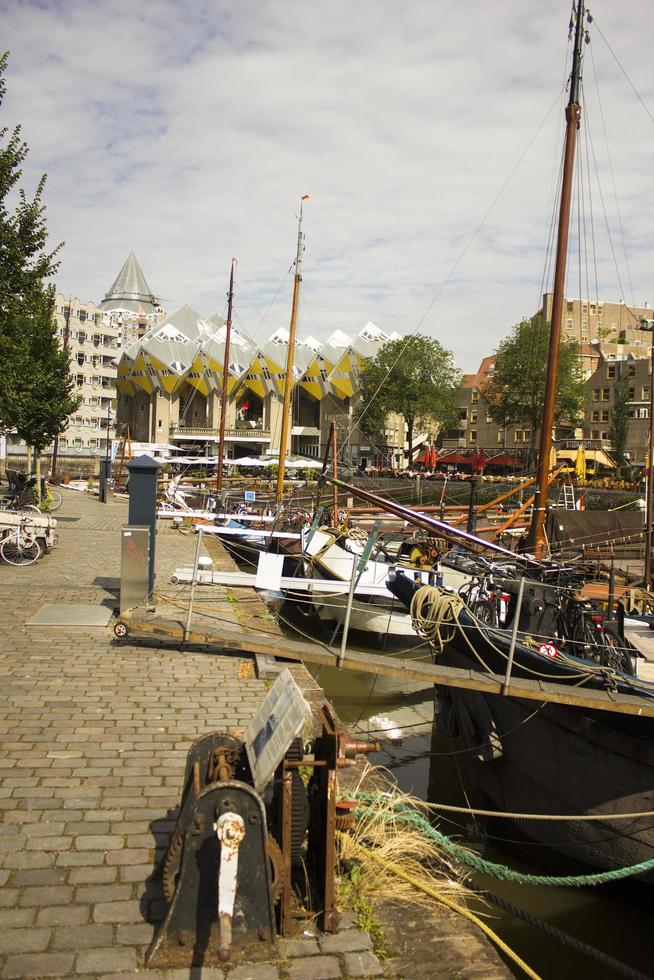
[2,0,653,369]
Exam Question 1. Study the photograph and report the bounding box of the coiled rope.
[353,794,654,887]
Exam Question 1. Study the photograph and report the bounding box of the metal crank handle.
[215,812,246,962]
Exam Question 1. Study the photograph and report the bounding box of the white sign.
[255,551,284,591]
[245,669,310,793]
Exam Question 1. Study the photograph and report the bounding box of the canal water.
[299,650,654,980]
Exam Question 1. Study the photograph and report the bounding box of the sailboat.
[331,2,654,877]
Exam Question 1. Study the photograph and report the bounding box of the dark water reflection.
[313,662,654,980]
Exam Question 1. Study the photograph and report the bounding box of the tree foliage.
[0,51,79,453]
[482,315,586,448]
[609,371,630,471]
[354,334,461,463]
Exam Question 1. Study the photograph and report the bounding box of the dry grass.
[337,764,471,910]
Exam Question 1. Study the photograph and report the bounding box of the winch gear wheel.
[267,836,285,904]
[162,832,184,905]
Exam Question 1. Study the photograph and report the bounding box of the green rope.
[353,793,654,887]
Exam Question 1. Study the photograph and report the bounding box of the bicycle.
[0,517,42,565]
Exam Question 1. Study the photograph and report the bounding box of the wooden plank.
[119,611,654,719]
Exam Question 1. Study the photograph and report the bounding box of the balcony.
[170,425,271,441]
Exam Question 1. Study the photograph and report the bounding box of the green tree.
[0,52,78,460]
[354,334,461,465]
[482,315,585,459]
[609,371,630,473]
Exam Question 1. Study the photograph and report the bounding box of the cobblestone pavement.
[0,489,510,979]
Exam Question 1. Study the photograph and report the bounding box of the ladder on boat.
[557,482,576,510]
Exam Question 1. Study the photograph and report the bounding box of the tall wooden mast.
[276,196,308,504]
[216,258,236,493]
[528,1,587,557]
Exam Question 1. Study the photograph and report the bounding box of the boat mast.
[216,258,236,493]
[528,0,587,558]
[276,196,308,504]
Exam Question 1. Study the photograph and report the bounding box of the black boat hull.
[438,642,654,876]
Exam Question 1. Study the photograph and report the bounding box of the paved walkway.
[0,490,510,979]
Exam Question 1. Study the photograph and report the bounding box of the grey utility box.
[126,454,161,593]
[120,525,151,616]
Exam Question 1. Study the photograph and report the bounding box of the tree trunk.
[407,419,414,468]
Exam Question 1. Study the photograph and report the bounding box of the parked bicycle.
[1,473,62,513]
[0,517,41,566]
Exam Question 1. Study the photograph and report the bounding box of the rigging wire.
[588,41,636,307]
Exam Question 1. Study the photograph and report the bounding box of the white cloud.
[3,0,653,369]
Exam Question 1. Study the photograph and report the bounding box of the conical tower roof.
[99,252,159,315]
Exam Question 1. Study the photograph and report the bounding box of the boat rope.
[421,799,654,822]
[472,883,651,980]
[344,838,541,980]
[409,585,608,683]
[352,794,654,887]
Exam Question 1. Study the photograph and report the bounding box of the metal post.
[644,334,654,589]
[466,477,477,534]
[337,523,380,667]
[501,575,525,695]
[608,558,616,621]
[184,528,204,641]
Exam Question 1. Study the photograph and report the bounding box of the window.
[591,410,599,422]
[601,432,609,440]
[459,408,468,421]
[601,388,610,401]
[78,331,86,344]
[497,431,503,444]
[468,431,477,443]
[590,304,596,315]
[607,366,616,379]
[638,408,649,419]
[593,388,600,401]
[75,374,84,387]
[486,411,493,423]
[566,318,573,328]
[76,353,85,366]
[470,411,477,423]
[629,387,635,400]
[514,429,529,444]
[158,419,162,429]
[642,387,650,400]
[79,310,87,323]
[471,390,479,403]
[598,319,603,328]
[582,319,588,328]
[628,365,636,377]
[611,323,618,331]
[567,301,573,312]
[601,410,609,423]
[591,430,600,440]
[582,303,588,314]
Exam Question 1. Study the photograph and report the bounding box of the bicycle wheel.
[0,534,41,565]
[47,488,63,511]
[471,599,498,627]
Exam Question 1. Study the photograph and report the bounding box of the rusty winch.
[146,671,379,969]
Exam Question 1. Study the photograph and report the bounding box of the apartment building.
[6,253,162,461]
[541,292,654,349]
[52,296,120,456]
